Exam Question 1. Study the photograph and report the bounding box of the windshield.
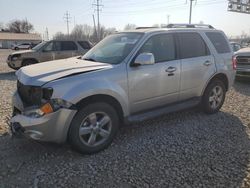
[32,41,47,51]
[82,33,143,64]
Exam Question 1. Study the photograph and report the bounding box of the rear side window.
[139,34,176,63]
[78,41,91,49]
[178,32,210,59]
[206,32,231,54]
[61,41,77,51]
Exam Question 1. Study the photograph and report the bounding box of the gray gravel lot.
[0,49,249,188]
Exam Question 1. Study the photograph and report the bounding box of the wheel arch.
[75,94,124,123]
[202,73,229,95]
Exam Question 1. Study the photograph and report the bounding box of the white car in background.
[11,43,33,50]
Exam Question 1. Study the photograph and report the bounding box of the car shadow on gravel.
[0,110,249,187]
[0,71,16,81]
[234,80,250,96]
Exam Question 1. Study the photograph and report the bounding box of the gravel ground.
[0,49,249,188]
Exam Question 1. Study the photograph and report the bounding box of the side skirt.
[124,97,201,124]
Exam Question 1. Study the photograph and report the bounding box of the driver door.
[128,33,181,114]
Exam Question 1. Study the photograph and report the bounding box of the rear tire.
[201,79,226,114]
[68,102,119,154]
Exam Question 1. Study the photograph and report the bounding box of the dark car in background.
[7,40,92,69]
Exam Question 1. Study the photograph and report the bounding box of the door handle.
[165,66,177,73]
[203,61,212,66]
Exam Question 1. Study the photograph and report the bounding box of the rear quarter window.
[206,32,231,54]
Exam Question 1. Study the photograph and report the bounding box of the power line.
[63,11,71,36]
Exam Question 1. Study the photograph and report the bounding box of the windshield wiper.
[83,58,97,62]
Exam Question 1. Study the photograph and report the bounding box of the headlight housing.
[11,54,21,61]
[23,98,74,118]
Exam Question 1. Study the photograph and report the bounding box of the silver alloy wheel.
[79,112,112,147]
[209,85,223,109]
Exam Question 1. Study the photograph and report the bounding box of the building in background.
[0,32,41,49]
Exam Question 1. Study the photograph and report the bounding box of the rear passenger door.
[56,41,78,59]
[177,32,216,100]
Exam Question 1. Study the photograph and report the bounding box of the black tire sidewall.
[68,102,119,154]
[202,79,226,114]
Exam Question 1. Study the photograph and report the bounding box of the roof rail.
[135,27,158,29]
[165,24,214,29]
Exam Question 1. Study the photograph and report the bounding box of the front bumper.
[236,68,250,78]
[6,59,22,69]
[10,92,77,143]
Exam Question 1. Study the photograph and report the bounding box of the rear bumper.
[10,92,77,143]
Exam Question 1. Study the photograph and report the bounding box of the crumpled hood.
[16,57,112,86]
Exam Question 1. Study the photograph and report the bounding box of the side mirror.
[133,53,155,66]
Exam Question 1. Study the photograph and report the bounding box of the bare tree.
[124,24,137,30]
[70,24,94,40]
[7,19,34,33]
[0,22,3,30]
[53,32,67,40]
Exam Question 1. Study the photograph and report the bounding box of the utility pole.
[93,0,103,41]
[92,14,98,41]
[64,11,71,36]
[46,27,49,41]
[167,15,170,24]
[189,0,194,24]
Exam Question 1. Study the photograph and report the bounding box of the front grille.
[17,81,42,106]
[236,56,250,69]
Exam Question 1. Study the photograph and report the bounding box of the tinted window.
[54,41,61,51]
[78,41,91,49]
[178,32,210,59]
[139,34,176,63]
[61,41,77,51]
[206,32,231,54]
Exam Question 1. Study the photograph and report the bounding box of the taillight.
[232,56,237,70]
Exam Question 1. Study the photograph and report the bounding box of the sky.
[0,0,250,39]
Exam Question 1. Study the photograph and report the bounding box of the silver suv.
[10,24,236,154]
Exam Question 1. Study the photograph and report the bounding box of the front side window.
[43,42,54,52]
[82,33,143,64]
[138,34,176,63]
[178,32,210,59]
[206,32,231,54]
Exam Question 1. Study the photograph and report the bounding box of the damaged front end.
[9,81,77,143]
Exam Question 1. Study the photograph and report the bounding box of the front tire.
[68,102,119,154]
[201,79,226,114]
